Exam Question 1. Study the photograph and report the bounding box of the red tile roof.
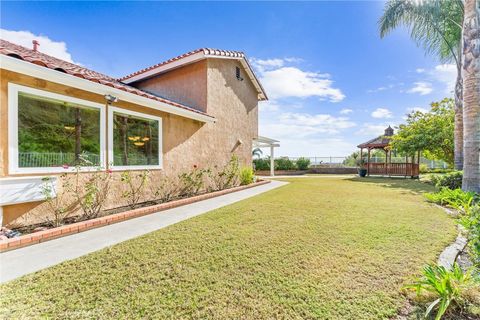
[119,48,246,81]
[0,39,214,119]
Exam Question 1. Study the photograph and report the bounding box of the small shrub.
[425,188,477,212]
[209,156,240,191]
[41,174,77,227]
[430,171,463,190]
[275,157,296,170]
[121,170,150,208]
[151,174,181,203]
[179,165,208,197]
[404,263,476,320]
[458,205,480,268]
[296,157,311,170]
[239,167,254,185]
[419,163,429,174]
[73,168,112,220]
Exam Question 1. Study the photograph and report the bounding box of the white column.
[270,145,275,176]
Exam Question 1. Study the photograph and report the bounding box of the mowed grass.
[0,176,457,319]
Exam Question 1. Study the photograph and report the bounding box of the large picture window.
[108,107,162,170]
[8,84,105,174]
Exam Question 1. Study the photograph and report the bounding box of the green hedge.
[253,157,311,171]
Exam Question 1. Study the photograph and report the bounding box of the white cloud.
[407,106,429,113]
[258,137,356,157]
[277,112,355,133]
[259,67,345,102]
[251,57,345,102]
[0,29,77,63]
[367,86,387,93]
[340,108,353,115]
[250,58,285,71]
[371,108,393,119]
[258,115,357,157]
[367,83,396,93]
[416,68,425,73]
[407,81,433,95]
[253,57,349,156]
[430,64,456,95]
[259,100,280,112]
[356,123,392,136]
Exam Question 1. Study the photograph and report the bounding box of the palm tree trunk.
[461,0,480,192]
[454,68,464,170]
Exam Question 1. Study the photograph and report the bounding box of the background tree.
[391,98,455,166]
[461,0,480,192]
[379,0,464,170]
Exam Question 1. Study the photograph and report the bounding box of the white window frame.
[8,83,106,174]
[108,106,163,171]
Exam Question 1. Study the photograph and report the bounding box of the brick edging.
[0,180,271,252]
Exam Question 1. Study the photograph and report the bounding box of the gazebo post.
[417,150,421,178]
[389,149,392,177]
[384,149,388,176]
[411,152,415,178]
[367,148,371,176]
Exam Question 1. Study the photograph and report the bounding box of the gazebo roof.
[357,126,394,149]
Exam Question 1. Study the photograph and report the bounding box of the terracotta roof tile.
[0,39,214,119]
[119,48,245,81]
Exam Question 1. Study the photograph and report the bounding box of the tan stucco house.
[0,39,267,226]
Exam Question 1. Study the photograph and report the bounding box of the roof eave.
[1,55,215,124]
[121,51,268,101]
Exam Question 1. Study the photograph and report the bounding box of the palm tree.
[252,147,263,159]
[379,0,464,170]
[461,0,480,192]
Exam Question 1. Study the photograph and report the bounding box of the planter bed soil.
[0,180,270,252]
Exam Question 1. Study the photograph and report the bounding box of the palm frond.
[379,0,463,65]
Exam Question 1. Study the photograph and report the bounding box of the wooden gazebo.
[357,126,420,178]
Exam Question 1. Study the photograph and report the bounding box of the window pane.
[18,92,101,168]
[113,112,159,166]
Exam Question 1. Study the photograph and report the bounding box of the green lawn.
[0,176,457,319]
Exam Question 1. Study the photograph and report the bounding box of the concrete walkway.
[0,180,287,283]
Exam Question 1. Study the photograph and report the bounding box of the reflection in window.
[113,112,159,166]
[18,92,101,168]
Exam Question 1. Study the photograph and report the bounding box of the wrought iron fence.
[18,152,158,168]
[269,156,449,169]
[19,152,100,168]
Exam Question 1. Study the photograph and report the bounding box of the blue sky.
[1,1,456,156]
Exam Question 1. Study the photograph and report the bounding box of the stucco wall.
[133,60,208,112]
[206,58,258,166]
[0,59,259,226]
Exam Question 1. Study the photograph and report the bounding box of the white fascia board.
[0,55,215,124]
[121,51,205,84]
[238,59,268,101]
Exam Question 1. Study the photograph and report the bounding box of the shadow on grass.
[345,176,436,195]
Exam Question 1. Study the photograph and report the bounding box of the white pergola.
[253,136,280,176]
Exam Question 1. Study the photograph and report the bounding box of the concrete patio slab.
[0,180,288,283]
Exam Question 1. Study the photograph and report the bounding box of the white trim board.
[0,55,215,124]
[108,106,163,171]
